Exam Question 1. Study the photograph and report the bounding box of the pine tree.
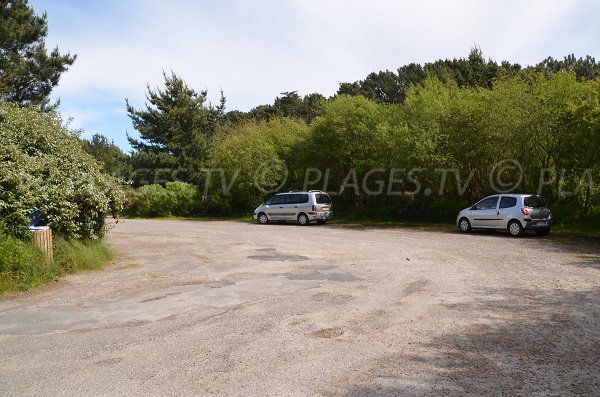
[0,0,76,108]
[126,71,225,183]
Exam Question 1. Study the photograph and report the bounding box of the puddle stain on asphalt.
[206,280,236,288]
[0,305,97,335]
[285,272,358,282]
[248,254,309,262]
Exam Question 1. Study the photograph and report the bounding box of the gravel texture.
[1,219,599,396]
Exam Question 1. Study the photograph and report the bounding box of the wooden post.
[30,226,53,262]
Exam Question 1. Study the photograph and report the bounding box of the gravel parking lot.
[1,219,599,396]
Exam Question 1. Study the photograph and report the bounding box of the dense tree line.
[118,59,599,223]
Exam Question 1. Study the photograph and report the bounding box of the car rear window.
[524,196,546,208]
[499,196,517,209]
[316,193,331,204]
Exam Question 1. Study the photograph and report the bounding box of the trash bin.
[30,226,53,262]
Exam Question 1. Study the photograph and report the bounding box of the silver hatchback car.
[254,190,333,225]
[457,194,552,237]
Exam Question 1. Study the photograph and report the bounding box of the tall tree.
[0,0,76,108]
[126,71,225,183]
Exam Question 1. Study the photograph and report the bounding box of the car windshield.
[524,195,546,208]
[316,193,331,204]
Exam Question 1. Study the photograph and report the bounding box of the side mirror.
[470,205,477,210]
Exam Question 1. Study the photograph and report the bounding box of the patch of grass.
[0,234,115,295]
[0,235,54,293]
[53,237,115,273]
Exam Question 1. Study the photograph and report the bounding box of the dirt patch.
[311,327,344,339]
[311,292,354,304]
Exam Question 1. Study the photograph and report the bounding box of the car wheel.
[297,213,309,226]
[316,219,327,225]
[458,217,471,233]
[508,220,523,237]
[257,212,269,225]
[535,227,551,236]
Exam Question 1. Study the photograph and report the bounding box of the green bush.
[165,181,198,216]
[0,102,124,239]
[126,181,198,217]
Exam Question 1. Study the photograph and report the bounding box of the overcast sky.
[30,0,600,150]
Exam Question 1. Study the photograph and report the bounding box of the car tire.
[297,213,309,226]
[535,227,551,236]
[508,220,523,237]
[316,219,327,225]
[257,212,269,225]
[458,217,471,233]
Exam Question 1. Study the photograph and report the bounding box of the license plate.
[536,221,547,226]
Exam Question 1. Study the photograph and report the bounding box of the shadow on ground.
[340,288,600,396]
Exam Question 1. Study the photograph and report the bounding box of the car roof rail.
[288,190,303,193]
[309,190,322,192]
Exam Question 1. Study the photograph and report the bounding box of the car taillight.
[521,208,530,216]
[312,205,317,212]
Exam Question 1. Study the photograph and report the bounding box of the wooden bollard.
[30,226,53,262]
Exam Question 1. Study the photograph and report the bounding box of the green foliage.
[127,71,225,184]
[0,232,48,292]
[337,48,521,104]
[535,54,600,81]
[52,237,114,274]
[303,95,396,202]
[165,181,198,216]
[0,102,124,239]
[120,53,599,229]
[236,91,324,123]
[208,117,309,212]
[0,0,76,108]
[126,181,198,217]
[0,233,114,294]
[81,134,132,179]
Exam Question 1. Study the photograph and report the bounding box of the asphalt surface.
[1,219,599,396]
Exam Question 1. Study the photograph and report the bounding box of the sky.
[30,0,600,151]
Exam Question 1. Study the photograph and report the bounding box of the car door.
[281,194,301,220]
[497,196,518,229]
[469,196,500,228]
[265,194,286,220]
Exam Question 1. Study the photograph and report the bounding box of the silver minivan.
[457,194,552,237]
[253,191,333,225]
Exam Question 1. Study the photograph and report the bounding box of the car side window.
[270,195,286,205]
[475,196,499,210]
[499,196,517,209]
[298,194,309,204]
[284,194,299,204]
